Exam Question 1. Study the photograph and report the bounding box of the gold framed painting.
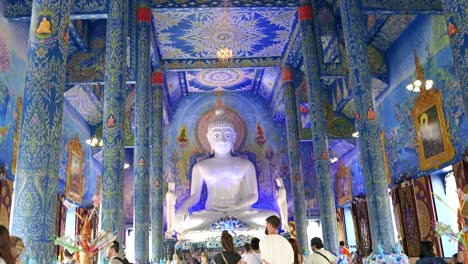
[411,88,454,170]
[336,163,352,205]
[66,135,84,202]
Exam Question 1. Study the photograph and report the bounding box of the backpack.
[114,257,131,264]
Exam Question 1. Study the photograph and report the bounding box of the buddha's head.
[207,108,237,155]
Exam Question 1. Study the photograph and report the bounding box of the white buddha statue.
[175,108,277,233]
[275,177,290,233]
[165,181,177,238]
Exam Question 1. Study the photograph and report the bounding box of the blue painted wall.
[378,15,467,181]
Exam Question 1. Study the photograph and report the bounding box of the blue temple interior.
[0,0,466,263]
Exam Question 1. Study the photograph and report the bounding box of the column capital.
[136,7,151,23]
[152,71,164,85]
[298,5,313,21]
[281,66,293,82]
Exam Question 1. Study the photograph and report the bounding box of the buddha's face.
[207,127,236,155]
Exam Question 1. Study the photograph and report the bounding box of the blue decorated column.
[151,71,164,262]
[133,2,152,262]
[9,1,71,262]
[99,0,129,262]
[297,2,339,254]
[281,66,309,255]
[440,0,468,116]
[340,0,396,253]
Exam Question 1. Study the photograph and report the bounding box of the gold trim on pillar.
[410,88,454,170]
[380,132,391,184]
[66,135,84,202]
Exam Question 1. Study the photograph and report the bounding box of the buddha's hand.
[175,208,189,229]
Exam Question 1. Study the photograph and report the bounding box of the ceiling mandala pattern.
[64,85,103,126]
[153,7,297,60]
[186,69,255,92]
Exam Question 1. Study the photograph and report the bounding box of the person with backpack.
[106,241,130,264]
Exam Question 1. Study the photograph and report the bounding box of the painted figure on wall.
[336,164,352,205]
[418,107,444,159]
[70,153,81,195]
[175,108,277,233]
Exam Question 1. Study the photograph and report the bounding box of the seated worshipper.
[242,237,262,264]
[289,238,304,264]
[415,241,446,264]
[213,230,242,264]
[259,215,294,264]
[175,109,277,233]
[61,249,78,264]
[309,237,337,264]
[10,236,24,264]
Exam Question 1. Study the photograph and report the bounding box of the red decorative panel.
[152,71,164,85]
[136,7,151,22]
[397,183,421,257]
[414,176,442,255]
[352,197,372,258]
[0,179,13,228]
[298,5,313,21]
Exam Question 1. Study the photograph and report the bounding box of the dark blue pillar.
[340,0,396,253]
[10,0,71,262]
[297,2,339,253]
[99,0,129,262]
[281,66,309,255]
[133,1,152,262]
[440,0,468,116]
[151,71,164,262]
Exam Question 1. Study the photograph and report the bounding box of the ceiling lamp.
[86,137,103,147]
[217,46,233,63]
[406,50,433,93]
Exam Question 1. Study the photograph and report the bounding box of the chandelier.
[406,50,433,92]
[217,46,233,63]
[86,137,102,147]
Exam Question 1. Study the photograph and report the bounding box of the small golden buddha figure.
[36,17,52,34]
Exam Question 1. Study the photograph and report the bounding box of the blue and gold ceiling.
[153,7,297,60]
[2,0,425,147]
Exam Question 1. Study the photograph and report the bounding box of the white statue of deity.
[175,108,277,233]
[165,181,177,238]
[275,177,290,233]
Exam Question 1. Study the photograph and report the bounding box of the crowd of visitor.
[0,217,464,264]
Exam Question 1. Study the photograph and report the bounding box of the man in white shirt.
[242,237,262,264]
[308,237,337,264]
[259,215,294,264]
